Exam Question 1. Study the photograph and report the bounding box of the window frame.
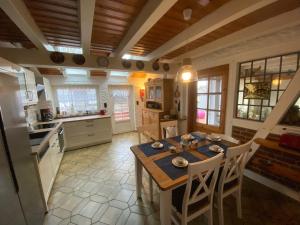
[54,85,100,114]
[188,65,228,134]
[236,51,300,122]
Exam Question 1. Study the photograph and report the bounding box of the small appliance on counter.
[38,100,54,121]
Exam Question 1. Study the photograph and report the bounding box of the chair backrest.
[181,153,223,217]
[160,120,178,139]
[212,133,240,144]
[137,126,152,144]
[218,141,252,193]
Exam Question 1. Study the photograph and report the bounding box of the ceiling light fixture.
[198,0,210,7]
[176,8,197,83]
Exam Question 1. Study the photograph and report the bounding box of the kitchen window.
[55,86,99,115]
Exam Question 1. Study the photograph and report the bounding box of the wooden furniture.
[216,141,252,225]
[130,136,238,225]
[251,138,300,186]
[137,126,154,202]
[172,154,223,225]
[64,117,112,151]
[161,120,178,139]
[142,78,174,140]
[212,133,240,144]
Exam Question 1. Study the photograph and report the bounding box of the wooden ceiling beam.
[114,0,178,57]
[0,0,48,51]
[173,7,300,62]
[146,0,278,61]
[80,0,96,55]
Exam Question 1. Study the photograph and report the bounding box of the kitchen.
[0,1,300,225]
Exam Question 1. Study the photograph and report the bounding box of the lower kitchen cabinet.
[38,132,63,202]
[63,117,112,151]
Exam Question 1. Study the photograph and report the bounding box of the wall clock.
[152,62,160,71]
[163,63,170,72]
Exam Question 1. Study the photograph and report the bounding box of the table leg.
[160,189,172,225]
[135,157,142,198]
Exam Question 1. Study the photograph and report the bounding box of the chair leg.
[149,175,153,202]
[217,196,224,225]
[236,188,242,219]
[207,207,213,225]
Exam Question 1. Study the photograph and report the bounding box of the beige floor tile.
[100,206,123,224]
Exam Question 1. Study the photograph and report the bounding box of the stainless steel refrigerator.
[0,72,45,225]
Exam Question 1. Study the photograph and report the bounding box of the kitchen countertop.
[30,114,111,160]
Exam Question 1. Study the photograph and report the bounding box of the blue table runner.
[154,151,201,180]
[138,140,172,157]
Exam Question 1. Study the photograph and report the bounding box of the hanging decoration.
[72,54,85,65]
[50,52,64,64]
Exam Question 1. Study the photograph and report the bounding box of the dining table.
[130,133,238,225]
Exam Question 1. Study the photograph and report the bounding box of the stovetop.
[32,123,58,130]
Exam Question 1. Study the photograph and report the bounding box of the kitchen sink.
[29,131,49,146]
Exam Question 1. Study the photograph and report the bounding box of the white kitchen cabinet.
[64,117,112,151]
[38,132,63,202]
[17,70,38,106]
[24,70,38,105]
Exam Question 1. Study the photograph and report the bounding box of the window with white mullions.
[196,76,222,126]
[111,89,130,122]
[55,86,99,115]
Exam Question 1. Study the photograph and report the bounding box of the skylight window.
[65,68,87,76]
[44,44,83,54]
[110,71,129,77]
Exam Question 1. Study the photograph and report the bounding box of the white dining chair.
[216,141,252,225]
[161,120,178,139]
[137,126,154,202]
[171,153,223,225]
[212,133,240,144]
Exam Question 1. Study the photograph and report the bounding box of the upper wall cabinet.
[17,70,38,106]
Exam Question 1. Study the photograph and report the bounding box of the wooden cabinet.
[143,79,174,140]
[64,117,112,151]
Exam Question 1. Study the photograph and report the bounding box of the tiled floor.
[44,132,300,225]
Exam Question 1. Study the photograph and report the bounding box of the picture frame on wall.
[244,82,270,99]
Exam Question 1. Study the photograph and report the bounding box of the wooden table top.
[130,137,237,191]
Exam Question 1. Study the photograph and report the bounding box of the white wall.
[190,26,300,136]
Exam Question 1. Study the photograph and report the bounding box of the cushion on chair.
[172,179,210,214]
[165,126,177,138]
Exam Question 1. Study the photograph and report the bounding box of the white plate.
[151,143,164,149]
[209,145,224,153]
[172,157,188,168]
[206,135,222,142]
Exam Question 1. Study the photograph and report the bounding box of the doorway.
[108,85,135,134]
[188,64,228,134]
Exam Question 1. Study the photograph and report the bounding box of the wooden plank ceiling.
[38,67,63,75]
[162,0,300,60]
[129,0,230,56]
[0,8,35,48]
[90,0,147,56]
[24,0,81,48]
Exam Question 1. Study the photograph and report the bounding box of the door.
[109,85,134,134]
[188,65,228,133]
[0,73,45,225]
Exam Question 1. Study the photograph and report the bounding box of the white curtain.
[55,86,99,115]
[111,88,130,121]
